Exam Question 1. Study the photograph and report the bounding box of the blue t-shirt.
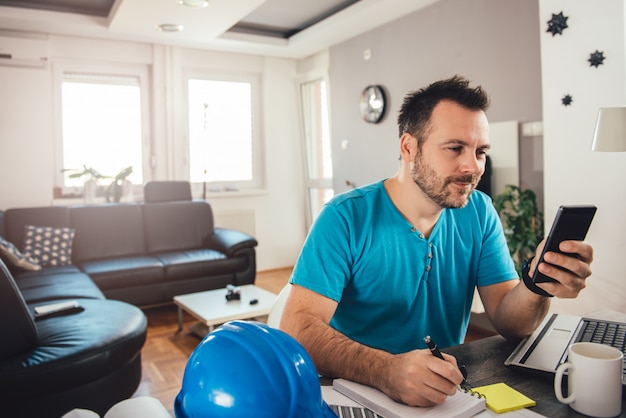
[290,180,517,353]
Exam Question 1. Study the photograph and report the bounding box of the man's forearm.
[491,281,550,339]
[285,312,392,388]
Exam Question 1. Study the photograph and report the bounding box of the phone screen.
[532,205,597,283]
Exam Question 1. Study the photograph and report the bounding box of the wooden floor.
[132,267,494,412]
[132,267,292,412]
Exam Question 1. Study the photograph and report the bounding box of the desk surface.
[444,335,625,418]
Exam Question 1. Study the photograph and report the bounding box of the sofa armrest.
[204,228,258,257]
[0,259,38,360]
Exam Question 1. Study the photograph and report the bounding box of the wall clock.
[359,85,386,123]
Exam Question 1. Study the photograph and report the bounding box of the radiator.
[214,210,256,237]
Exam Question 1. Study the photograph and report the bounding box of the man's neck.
[383,175,442,238]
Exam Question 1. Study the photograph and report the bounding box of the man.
[280,76,594,408]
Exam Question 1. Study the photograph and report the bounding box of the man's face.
[410,100,490,209]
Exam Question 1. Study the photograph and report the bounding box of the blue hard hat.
[174,320,338,418]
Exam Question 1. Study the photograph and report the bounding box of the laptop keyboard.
[579,320,626,382]
[329,405,383,418]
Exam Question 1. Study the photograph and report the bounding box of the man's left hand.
[531,240,594,298]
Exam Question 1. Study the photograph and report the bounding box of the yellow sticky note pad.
[471,382,536,413]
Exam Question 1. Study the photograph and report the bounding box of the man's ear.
[399,133,416,161]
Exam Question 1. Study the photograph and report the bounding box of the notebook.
[332,378,486,418]
[504,313,626,385]
[471,382,535,413]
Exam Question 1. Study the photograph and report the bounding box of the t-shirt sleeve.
[289,202,352,302]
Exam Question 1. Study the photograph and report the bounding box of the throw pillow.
[23,225,76,268]
[0,236,41,271]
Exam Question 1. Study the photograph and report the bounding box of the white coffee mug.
[554,342,623,417]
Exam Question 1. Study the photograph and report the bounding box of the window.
[57,68,148,189]
[186,73,263,191]
[300,78,333,227]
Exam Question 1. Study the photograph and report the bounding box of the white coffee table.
[173,284,277,335]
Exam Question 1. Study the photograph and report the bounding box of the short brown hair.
[397,75,490,147]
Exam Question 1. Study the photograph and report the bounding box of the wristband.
[521,257,553,297]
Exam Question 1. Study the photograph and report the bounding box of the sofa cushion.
[0,236,41,270]
[70,204,147,262]
[23,225,76,267]
[156,248,249,279]
[0,298,146,399]
[77,256,165,291]
[3,206,71,250]
[15,267,105,304]
[0,259,38,360]
[142,201,214,253]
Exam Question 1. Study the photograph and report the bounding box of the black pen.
[423,335,471,390]
[423,335,445,360]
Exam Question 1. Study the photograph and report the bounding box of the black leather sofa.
[1,184,258,306]
[0,182,258,416]
[0,258,147,417]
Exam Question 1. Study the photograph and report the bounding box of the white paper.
[333,378,486,418]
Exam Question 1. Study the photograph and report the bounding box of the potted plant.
[61,165,107,202]
[61,165,106,182]
[493,184,544,275]
[106,166,133,203]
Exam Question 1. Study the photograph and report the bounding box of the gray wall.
[328,0,543,194]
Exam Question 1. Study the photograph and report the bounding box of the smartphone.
[532,205,597,284]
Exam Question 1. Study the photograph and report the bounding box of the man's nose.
[460,154,483,174]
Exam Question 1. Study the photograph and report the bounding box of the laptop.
[505,313,626,385]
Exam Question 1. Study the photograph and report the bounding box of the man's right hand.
[280,285,463,407]
[380,349,464,407]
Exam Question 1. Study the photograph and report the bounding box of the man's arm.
[479,279,550,339]
[480,239,594,339]
[280,284,464,407]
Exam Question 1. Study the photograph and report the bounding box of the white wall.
[328,0,543,195]
[540,0,626,315]
[0,35,309,271]
[0,65,54,206]
[488,121,520,197]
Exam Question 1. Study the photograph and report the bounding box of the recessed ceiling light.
[157,23,184,32]
[177,0,209,8]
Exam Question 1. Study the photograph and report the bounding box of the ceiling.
[0,0,439,58]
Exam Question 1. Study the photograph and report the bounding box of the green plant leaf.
[494,184,544,275]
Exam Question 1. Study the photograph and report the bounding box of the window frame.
[183,70,265,193]
[297,71,334,229]
[52,61,152,192]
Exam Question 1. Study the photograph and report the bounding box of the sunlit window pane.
[61,76,143,187]
[188,79,253,183]
[308,188,334,222]
[301,79,333,180]
[301,78,334,227]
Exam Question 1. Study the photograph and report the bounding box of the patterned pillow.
[23,225,76,268]
[0,236,41,270]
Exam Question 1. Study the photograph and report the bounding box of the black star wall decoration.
[561,94,573,106]
[547,11,569,36]
[546,12,608,107]
[588,50,605,67]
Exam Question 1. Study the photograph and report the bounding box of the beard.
[410,154,480,209]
